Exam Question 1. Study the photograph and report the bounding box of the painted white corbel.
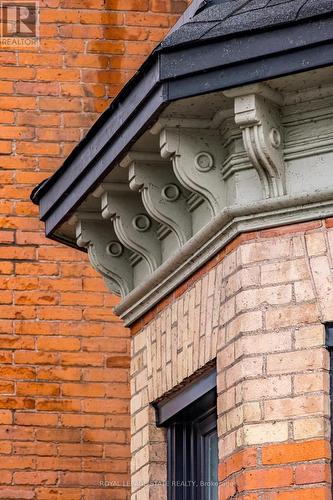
[158,127,226,217]
[76,215,133,297]
[226,84,285,198]
[100,183,162,274]
[124,152,192,247]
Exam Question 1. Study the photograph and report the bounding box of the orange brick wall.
[218,441,331,499]
[0,1,189,498]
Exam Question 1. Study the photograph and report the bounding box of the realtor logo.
[1,2,38,47]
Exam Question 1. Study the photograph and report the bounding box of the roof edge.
[32,15,333,236]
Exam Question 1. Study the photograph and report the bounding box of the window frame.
[155,370,218,500]
[156,370,217,426]
[325,324,333,482]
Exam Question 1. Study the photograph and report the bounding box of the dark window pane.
[204,429,218,500]
[158,375,218,500]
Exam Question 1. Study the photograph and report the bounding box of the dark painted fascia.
[33,14,333,239]
[159,17,333,80]
[168,40,333,101]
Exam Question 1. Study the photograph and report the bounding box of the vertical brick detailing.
[131,220,333,499]
[0,1,189,498]
[131,405,167,500]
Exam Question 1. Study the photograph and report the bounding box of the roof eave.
[32,15,333,238]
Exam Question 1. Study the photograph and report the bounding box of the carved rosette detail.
[270,128,281,149]
[132,214,151,232]
[195,152,214,172]
[161,184,180,202]
[107,241,123,257]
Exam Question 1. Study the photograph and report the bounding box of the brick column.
[217,222,332,498]
[131,330,167,500]
[131,220,333,499]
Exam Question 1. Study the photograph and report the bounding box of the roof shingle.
[160,0,333,48]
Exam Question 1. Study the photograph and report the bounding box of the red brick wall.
[218,441,331,499]
[0,1,188,498]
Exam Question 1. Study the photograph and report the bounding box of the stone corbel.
[123,152,192,247]
[226,85,285,198]
[76,215,133,297]
[158,127,226,217]
[100,183,162,274]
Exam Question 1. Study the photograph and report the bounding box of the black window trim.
[325,323,333,482]
[155,369,217,427]
[155,369,218,500]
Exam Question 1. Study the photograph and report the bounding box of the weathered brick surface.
[0,1,189,498]
[218,441,331,499]
[131,221,333,499]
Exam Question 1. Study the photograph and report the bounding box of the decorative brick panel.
[0,1,189,498]
[131,220,333,499]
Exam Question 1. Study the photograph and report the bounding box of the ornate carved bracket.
[76,215,133,297]
[159,127,226,217]
[100,183,162,274]
[226,85,285,198]
[124,152,192,247]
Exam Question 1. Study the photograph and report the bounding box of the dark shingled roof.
[160,0,333,49]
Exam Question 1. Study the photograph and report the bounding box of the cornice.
[114,188,333,325]
[64,82,333,324]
